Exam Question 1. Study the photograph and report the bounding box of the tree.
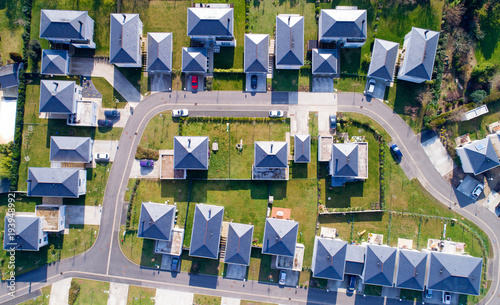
[28,40,41,63]
[9,52,23,63]
[470,90,487,104]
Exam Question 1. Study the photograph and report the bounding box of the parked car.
[442,291,451,304]
[104,110,120,118]
[172,109,189,117]
[348,276,356,292]
[251,75,257,89]
[269,110,284,118]
[365,79,376,95]
[171,256,179,271]
[95,153,109,162]
[279,270,287,285]
[425,289,433,299]
[139,160,154,167]
[471,184,484,199]
[329,114,337,131]
[390,144,403,159]
[98,119,113,127]
[191,75,198,90]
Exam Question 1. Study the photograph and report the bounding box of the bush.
[28,39,41,63]
[135,146,159,161]
[470,90,487,104]
[68,281,81,305]
[9,52,23,63]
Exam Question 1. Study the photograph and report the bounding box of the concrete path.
[48,278,72,305]
[93,140,120,163]
[421,134,456,176]
[108,282,129,305]
[69,57,143,103]
[154,289,193,305]
[65,206,102,225]
[221,297,241,305]
[0,99,17,144]
[129,159,160,179]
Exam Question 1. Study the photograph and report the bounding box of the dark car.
[191,75,198,90]
[139,160,154,167]
[171,256,179,271]
[390,144,403,159]
[329,114,337,131]
[348,276,356,292]
[98,119,113,127]
[104,110,120,118]
[251,75,257,89]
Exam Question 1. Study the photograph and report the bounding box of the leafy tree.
[28,40,41,63]
[470,90,487,104]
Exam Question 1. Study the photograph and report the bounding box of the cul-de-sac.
[0,0,499,304]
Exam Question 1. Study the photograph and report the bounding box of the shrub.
[68,281,81,305]
[470,90,487,104]
[28,39,41,63]
[135,146,159,161]
[9,52,23,63]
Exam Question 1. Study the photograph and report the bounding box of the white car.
[95,153,109,162]
[364,80,376,95]
[269,110,283,118]
[172,109,189,117]
[442,291,451,304]
[471,184,484,199]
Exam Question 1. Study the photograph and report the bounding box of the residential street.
[1,90,499,305]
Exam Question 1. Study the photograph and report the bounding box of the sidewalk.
[48,278,72,305]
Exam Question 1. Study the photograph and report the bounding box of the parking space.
[281,270,300,287]
[160,254,180,272]
[184,73,204,92]
[245,73,266,93]
[108,282,129,305]
[364,78,387,100]
[312,76,334,93]
[421,131,456,176]
[318,111,335,136]
[92,140,119,164]
[129,159,160,178]
[150,72,172,92]
[65,206,102,226]
[225,264,247,280]
[98,104,133,128]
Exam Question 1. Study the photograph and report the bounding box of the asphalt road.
[0,90,498,305]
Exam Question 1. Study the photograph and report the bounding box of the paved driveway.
[420,131,456,176]
[129,159,160,178]
[66,206,102,225]
[312,76,334,92]
[93,140,119,163]
[245,73,266,93]
[150,72,172,92]
[222,297,241,305]
[108,282,128,305]
[155,289,193,305]
[48,278,71,305]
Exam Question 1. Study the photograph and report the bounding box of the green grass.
[180,250,223,275]
[364,284,382,296]
[127,285,156,305]
[120,226,163,268]
[19,285,51,305]
[272,70,298,91]
[0,8,23,65]
[386,81,427,133]
[334,76,366,93]
[400,289,422,302]
[91,77,128,109]
[71,278,110,305]
[116,67,148,95]
[475,4,500,64]
[241,300,277,305]
[138,111,178,151]
[213,73,245,91]
[299,68,312,92]
[193,294,222,305]
[247,248,279,283]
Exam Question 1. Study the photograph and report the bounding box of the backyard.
[0,3,23,65]
[70,278,110,305]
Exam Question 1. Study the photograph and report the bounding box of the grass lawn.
[127,285,156,305]
[116,67,149,95]
[352,212,389,244]
[385,81,427,133]
[299,68,312,92]
[19,285,51,305]
[241,301,277,305]
[247,248,279,283]
[91,77,128,109]
[475,4,500,65]
[213,73,245,91]
[180,249,222,276]
[138,111,178,151]
[400,289,422,302]
[334,76,366,93]
[0,8,23,65]
[71,278,110,305]
[193,294,222,305]
[272,70,298,92]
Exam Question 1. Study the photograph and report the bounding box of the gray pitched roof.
[276,15,304,67]
[137,202,175,241]
[40,10,93,42]
[147,33,172,72]
[3,215,41,251]
[189,204,224,259]
[28,167,82,198]
[312,237,347,280]
[345,244,365,275]
[224,223,254,265]
[319,9,367,41]
[110,14,142,65]
[182,47,207,73]
[41,50,68,75]
[330,143,359,177]
[427,252,482,295]
[39,80,77,114]
[0,63,22,89]
[395,249,427,291]
[254,141,288,168]
[262,218,298,257]
[457,138,500,175]
[367,39,399,81]
[294,134,311,163]
[398,27,439,81]
[174,136,209,170]
[363,245,397,287]
[312,49,338,75]
[187,8,234,37]
[50,136,92,163]
[244,34,269,73]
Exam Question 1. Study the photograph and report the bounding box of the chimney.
[288,16,291,25]
[53,82,59,92]
[78,20,83,34]
[270,144,273,153]
[188,139,191,148]
[424,30,429,38]
[122,14,127,23]
[208,208,211,218]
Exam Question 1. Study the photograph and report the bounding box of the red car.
[191,75,198,90]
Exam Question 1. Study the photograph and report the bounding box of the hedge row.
[125,180,141,230]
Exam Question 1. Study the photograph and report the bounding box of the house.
[275,15,304,70]
[173,136,209,170]
[367,39,399,83]
[253,141,289,180]
[137,202,176,241]
[262,218,298,257]
[189,204,224,259]
[27,167,87,198]
[395,249,428,291]
[39,80,81,115]
[311,237,347,281]
[3,214,48,251]
[311,49,338,76]
[318,8,367,48]
[39,10,95,48]
[456,138,500,175]
[294,134,311,163]
[244,34,269,73]
[187,6,235,46]
[345,244,365,276]
[398,27,439,84]
[49,136,93,163]
[182,47,207,74]
[426,252,482,295]
[35,205,66,232]
[0,63,23,89]
[41,50,69,76]
[110,14,143,68]
[224,223,254,266]
[147,33,172,72]
[362,244,397,287]
[329,142,368,186]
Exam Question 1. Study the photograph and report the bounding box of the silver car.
[269,110,283,118]
[172,109,189,117]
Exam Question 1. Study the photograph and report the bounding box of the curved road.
[0,91,498,305]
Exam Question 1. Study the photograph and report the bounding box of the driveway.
[245,73,266,93]
[99,105,133,129]
[221,297,241,305]
[48,278,71,305]
[150,72,172,92]
[364,78,387,100]
[420,131,456,176]
[108,282,128,305]
[0,98,16,144]
[312,76,334,92]
[129,159,160,178]
[65,206,102,225]
[155,289,193,305]
[184,74,204,92]
[93,140,119,163]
